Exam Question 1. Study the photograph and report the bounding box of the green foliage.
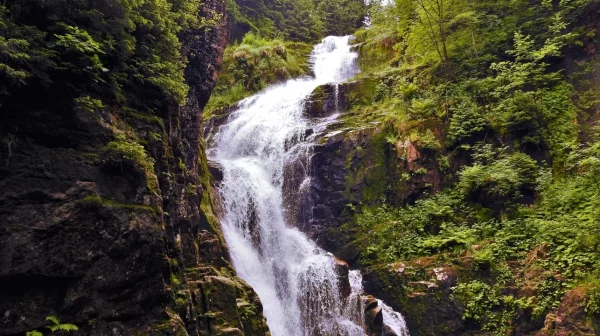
[0,7,55,97]
[340,0,600,333]
[458,150,539,210]
[27,316,79,335]
[584,280,600,315]
[227,0,365,42]
[1,0,209,109]
[45,315,79,333]
[205,34,313,114]
[453,281,531,334]
[74,96,104,113]
[447,99,488,147]
[315,0,367,36]
[104,136,155,174]
[357,191,475,262]
[532,129,600,278]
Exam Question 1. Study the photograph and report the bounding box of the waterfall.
[210,36,409,336]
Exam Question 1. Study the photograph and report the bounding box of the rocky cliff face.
[0,1,269,335]
[303,81,600,336]
[301,83,446,263]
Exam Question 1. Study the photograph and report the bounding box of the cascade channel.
[209,36,409,336]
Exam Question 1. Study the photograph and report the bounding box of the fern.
[45,315,60,325]
[45,315,79,333]
[26,331,43,336]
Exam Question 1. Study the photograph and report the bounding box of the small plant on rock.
[26,315,79,335]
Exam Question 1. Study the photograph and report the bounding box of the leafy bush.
[103,136,155,174]
[205,34,312,114]
[458,151,538,211]
[584,280,600,315]
[225,0,365,42]
[533,133,600,277]
[1,0,207,109]
[453,281,531,334]
[342,1,600,334]
[447,100,489,148]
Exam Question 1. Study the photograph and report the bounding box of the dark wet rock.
[0,1,269,335]
[537,287,599,336]
[208,160,225,185]
[361,296,383,335]
[304,83,354,118]
[203,104,238,144]
[333,257,351,298]
[361,263,465,336]
[305,126,446,262]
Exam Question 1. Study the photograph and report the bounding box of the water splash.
[379,300,410,336]
[210,36,408,336]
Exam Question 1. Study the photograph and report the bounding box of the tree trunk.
[471,29,478,57]
[439,26,454,80]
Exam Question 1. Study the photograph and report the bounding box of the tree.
[315,0,366,36]
[411,0,463,80]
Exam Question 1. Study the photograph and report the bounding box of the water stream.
[209,36,409,336]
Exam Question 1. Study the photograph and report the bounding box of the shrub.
[447,100,489,148]
[453,281,531,334]
[205,34,312,114]
[458,152,538,211]
[103,136,155,174]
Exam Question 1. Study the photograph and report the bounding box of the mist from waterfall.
[210,36,409,336]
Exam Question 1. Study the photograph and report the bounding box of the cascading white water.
[210,36,409,336]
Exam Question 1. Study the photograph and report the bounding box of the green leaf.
[45,315,60,325]
[26,331,43,336]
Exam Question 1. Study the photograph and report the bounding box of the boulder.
[537,287,599,336]
[304,83,353,118]
[333,257,351,298]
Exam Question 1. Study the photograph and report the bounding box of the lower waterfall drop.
[210,36,409,336]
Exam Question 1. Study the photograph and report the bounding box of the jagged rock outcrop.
[306,127,445,263]
[303,83,353,118]
[202,105,239,144]
[537,287,598,336]
[361,262,465,336]
[298,83,446,260]
[300,83,461,334]
[0,1,269,335]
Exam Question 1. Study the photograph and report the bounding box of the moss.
[197,140,223,235]
[362,132,392,202]
[78,195,159,216]
[170,273,183,287]
[120,107,165,129]
[102,136,161,195]
[309,85,326,110]
[342,130,396,204]
[152,309,188,335]
[345,77,378,112]
[205,35,313,116]
[178,158,186,171]
[148,131,162,143]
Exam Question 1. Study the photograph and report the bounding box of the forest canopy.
[227,0,367,42]
[0,0,208,112]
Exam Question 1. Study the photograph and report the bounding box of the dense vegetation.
[226,0,366,42]
[205,33,313,115]
[336,0,600,333]
[0,0,211,113]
